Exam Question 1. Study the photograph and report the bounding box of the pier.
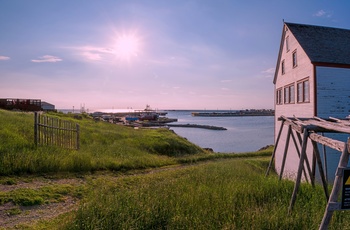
[191,109,274,117]
[167,124,227,130]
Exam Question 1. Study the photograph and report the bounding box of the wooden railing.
[34,112,80,150]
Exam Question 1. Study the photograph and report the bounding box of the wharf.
[191,109,274,117]
[167,123,227,130]
[140,121,226,130]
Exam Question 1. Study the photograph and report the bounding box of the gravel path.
[0,177,84,229]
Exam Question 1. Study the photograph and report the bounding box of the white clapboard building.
[273,22,350,181]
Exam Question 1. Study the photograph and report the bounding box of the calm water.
[59,109,274,153]
[165,110,274,153]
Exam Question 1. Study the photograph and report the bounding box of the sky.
[1,0,350,111]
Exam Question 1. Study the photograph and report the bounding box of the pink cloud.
[31,55,62,63]
[0,56,10,61]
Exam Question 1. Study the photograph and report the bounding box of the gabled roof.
[274,22,350,83]
[286,22,350,65]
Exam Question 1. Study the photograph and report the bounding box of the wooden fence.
[34,112,80,150]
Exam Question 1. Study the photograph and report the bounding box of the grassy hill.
[0,109,211,175]
[0,109,347,229]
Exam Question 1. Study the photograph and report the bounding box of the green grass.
[0,184,84,206]
[4,109,346,229]
[38,157,345,230]
[0,109,210,175]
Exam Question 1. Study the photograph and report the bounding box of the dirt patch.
[0,177,85,229]
[0,164,207,229]
[0,197,79,229]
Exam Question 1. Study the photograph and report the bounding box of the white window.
[292,50,297,68]
[276,88,282,105]
[290,84,295,103]
[284,84,295,104]
[281,60,285,75]
[286,36,289,52]
[297,79,310,103]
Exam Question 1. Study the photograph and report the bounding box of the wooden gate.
[34,112,80,150]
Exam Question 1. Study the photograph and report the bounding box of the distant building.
[41,101,55,111]
[0,98,56,112]
[273,22,350,181]
[0,98,42,111]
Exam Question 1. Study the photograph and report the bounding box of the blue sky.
[1,0,350,111]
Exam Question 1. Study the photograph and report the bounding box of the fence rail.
[34,112,80,150]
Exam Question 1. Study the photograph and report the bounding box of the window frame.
[276,88,283,105]
[297,78,310,103]
[283,83,295,104]
[281,60,285,75]
[286,36,290,52]
[292,49,297,68]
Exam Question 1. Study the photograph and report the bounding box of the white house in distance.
[273,22,350,180]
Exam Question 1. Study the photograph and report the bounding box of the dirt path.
[0,163,205,229]
[0,177,85,229]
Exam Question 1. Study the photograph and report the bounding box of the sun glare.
[114,34,140,60]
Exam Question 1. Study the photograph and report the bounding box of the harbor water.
[165,110,274,153]
[59,108,274,153]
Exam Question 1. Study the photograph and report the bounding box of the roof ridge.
[285,21,350,32]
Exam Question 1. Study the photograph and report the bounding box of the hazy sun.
[113,34,140,60]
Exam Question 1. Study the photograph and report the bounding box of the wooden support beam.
[34,112,38,146]
[290,130,310,184]
[295,131,314,185]
[279,125,292,180]
[289,128,309,213]
[321,133,329,184]
[319,139,350,230]
[281,116,304,133]
[309,120,350,134]
[309,133,345,152]
[311,140,329,201]
[266,120,284,177]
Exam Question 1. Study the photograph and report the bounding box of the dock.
[167,124,227,130]
[191,109,274,117]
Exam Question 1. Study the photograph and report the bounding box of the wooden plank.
[280,125,292,180]
[34,112,38,146]
[321,133,329,184]
[280,116,304,133]
[76,124,80,150]
[309,120,350,134]
[266,120,284,176]
[289,128,309,213]
[327,202,341,211]
[329,117,350,126]
[309,133,345,152]
[311,140,329,200]
[319,140,350,230]
[291,130,311,184]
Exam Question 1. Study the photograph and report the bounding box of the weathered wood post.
[321,133,328,183]
[291,130,310,184]
[288,127,309,213]
[311,140,329,200]
[34,112,38,146]
[76,124,80,150]
[295,131,312,185]
[279,125,292,180]
[266,119,284,176]
[319,139,350,230]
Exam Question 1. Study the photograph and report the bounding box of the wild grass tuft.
[56,157,349,230]
[0,184,83,206]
